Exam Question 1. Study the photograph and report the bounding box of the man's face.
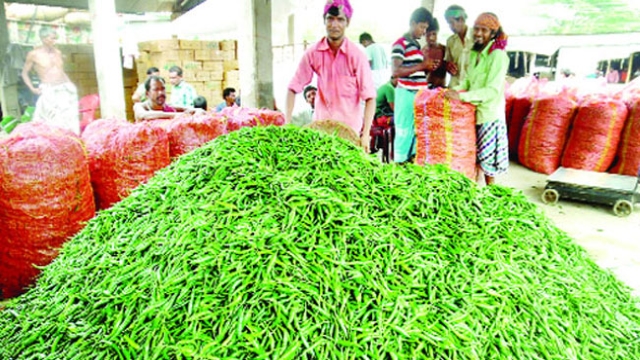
[304,89,316,108]
[324,10,349,42]
[147,80,166,107]
[148,71,160,78]
[426,30,438,47]
[410,21,429,40]
[225,91,236,104]
[42,33,57,47]
[473,25,493,51]
[168,72,181,86]
[360,40,371,48]
[447,17,466,35]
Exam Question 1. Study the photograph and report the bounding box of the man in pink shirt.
[285,0,376,152]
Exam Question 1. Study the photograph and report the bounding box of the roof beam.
[4,0,86,9]
[4,0,176,14]
[174,0,207,14]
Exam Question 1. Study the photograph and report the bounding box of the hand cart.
[541,167,640,217]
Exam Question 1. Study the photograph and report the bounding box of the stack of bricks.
[60,44,140,121]
[59,44,98,98]
[122,66,138,121]
[135,39,239,107]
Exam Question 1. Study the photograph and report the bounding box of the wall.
[135,39,240,108]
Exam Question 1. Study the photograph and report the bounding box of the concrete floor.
[501,162,640,297]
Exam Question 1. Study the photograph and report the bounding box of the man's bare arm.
[361,97,376,153]
[285,89,297,124]
[21,52,40,95]
[392,58,424,79]
[133,103,179,122]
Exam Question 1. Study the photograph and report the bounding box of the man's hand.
[425,58,441,72]
[188,108,205,115]
[444,89,460,101]
[446,61,459,76]
[360,132,371,154]
[31,87,42,96]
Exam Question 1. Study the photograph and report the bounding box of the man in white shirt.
[360,32,391,89]
[444,5,474,88]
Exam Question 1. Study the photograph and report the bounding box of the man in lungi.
[22,27,80,134]
[445,13,510,185]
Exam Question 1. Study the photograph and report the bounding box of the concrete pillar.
[0,3,21,118]
[288,14,295,46]
[88,0,126,119]
[238,0,274,109]
[421,0,435,13]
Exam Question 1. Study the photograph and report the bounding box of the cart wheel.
[541,189,559,204]
[613,200,633,217]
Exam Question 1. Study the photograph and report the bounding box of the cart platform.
[542,167,640,217]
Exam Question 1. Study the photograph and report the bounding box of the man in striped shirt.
[391,7,439,163]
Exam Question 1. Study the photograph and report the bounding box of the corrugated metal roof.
[3,0,205,14]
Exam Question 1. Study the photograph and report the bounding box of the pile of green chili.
[1,126,639,359]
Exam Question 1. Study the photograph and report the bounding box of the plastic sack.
[220,107,258,133]
[518,94,577,174]
[82,119,170,210]
[561,96,628,172]
[0,123,95,299]
[254,109,286,127]
[508,96,533,159]
[166,113,227,158]
[505,77,541,160]
[414,88,477,179]
[611,98,640,176]
[221,107,286,133]
[613,77,640,106]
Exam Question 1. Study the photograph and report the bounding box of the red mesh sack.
[82,120,170,210]
[561,96,628,172]
[255,109,286,126]
[518,94,577,174]
[0,123,95,298]
[505,77,542,160]
[614,78,640,106]
[505,95,514,130]
[611,98,640,175]
[166,113,227,158]
[220,107,258,133]
[508,96,533,159]
[82,119,128,194]
[414,88,477,179]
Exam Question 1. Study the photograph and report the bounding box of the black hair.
[146,67,160,75]
[326,5,340,17]
[445,5,467,20]
[168,66,183,76]
[410,7,432,26]
[223,87,236,99]
[145,76,165,92]
[193,96,207,110]
[359,32,373,43]
[429,18,440,32]
[303,85,317,98]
